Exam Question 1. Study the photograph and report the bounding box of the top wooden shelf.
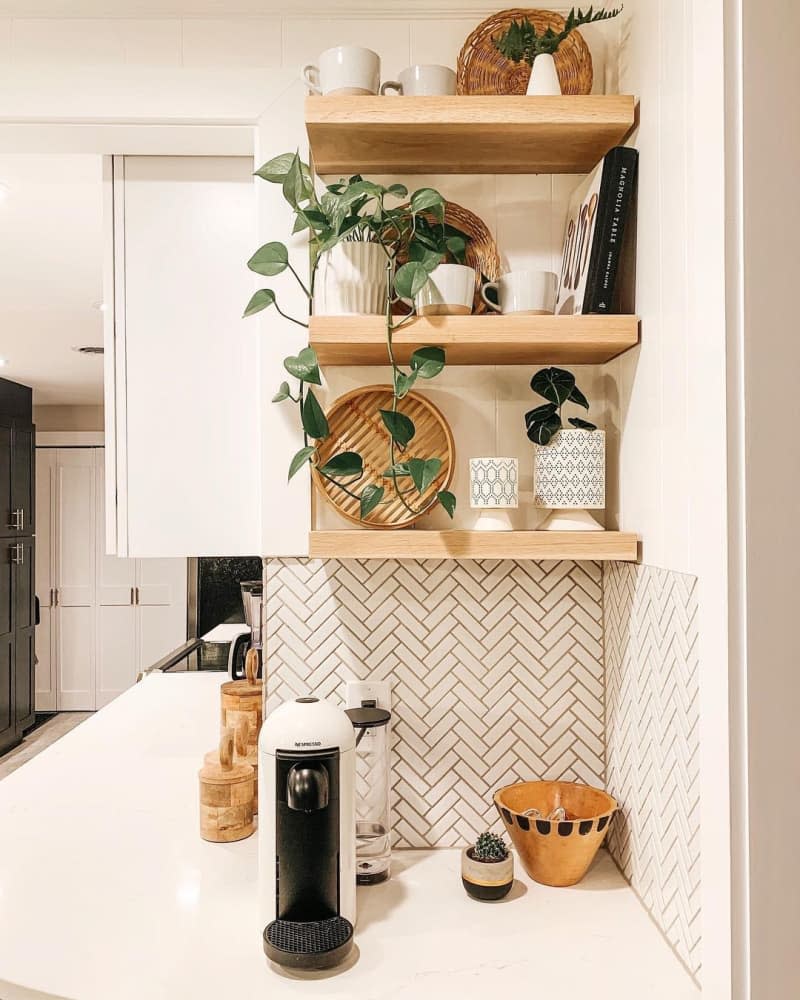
[305,95,636,175]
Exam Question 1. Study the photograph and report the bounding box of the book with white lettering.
[555,146,639,315]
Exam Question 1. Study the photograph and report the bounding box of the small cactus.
[472,830,509,862]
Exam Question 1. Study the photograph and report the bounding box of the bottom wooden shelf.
[308,530,639,562]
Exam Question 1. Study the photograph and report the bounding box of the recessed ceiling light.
[92,301,108,313]
[0,183,10,203]
[0,358,8,367]
[71,346,104,355]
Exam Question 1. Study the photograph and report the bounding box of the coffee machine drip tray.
[263,916,354,970]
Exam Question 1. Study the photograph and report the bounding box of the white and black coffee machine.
[258,697,356,970]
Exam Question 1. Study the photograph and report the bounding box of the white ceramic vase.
[313,241,387,316]
[533,428,605,531]
[526,53,562,96]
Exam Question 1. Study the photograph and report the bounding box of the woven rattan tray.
[457,9,593,96]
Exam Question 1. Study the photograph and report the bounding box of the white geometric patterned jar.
[469,457,519,509]
[533,429,605,531]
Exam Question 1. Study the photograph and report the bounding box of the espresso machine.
[258,697,356,970]
[228,580,263,679]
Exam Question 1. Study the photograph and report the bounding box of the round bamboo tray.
[220,648,263,750]
[199,728,255,844]
[457,9,593,97]
[312,385,455,529]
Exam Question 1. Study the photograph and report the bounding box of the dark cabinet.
[0,378,36,756]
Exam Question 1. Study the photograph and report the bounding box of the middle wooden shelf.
[310,313,639,366]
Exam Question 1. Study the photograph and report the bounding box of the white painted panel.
[55,448,96,711]
[120,155,260,556]
[95,604,137,709]
[136,554,186,673]
[57,606,94,711]
[10,18,181,67]
[182,18,281,68]
[95,451,135,605]
[34,448,56,711]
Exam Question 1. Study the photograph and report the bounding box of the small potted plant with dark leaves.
[525,366,605,531]
[493,5,622,96]
[461,831,514,900]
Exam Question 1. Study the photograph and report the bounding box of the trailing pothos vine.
[243,151,468,521]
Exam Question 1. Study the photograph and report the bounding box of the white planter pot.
[526,53,562,96]
[533,428,605,531]
[313,241,386,316]
[470,457,519,509]
[415,263,475,317]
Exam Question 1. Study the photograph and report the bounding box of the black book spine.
[582,147,639,314]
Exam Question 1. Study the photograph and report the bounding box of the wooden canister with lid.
[220,648,263,752]
[198,727,255,843]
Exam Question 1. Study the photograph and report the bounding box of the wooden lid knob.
[219,727,234,770]
[245,647,259,686]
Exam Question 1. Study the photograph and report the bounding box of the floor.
[0,713,92,780]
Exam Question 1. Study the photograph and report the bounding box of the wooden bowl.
[494,780,616,887]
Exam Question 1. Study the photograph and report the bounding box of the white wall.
[611,2,732,995]
[33,405,104,431]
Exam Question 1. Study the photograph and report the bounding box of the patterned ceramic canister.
[533,429,605,509]
[469,457,519,509]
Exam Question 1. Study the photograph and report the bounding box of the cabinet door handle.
[135,587,140,605]
[130,587,135,605]
[18,508,24,532]
[54,588,59,607]
[8,510,20,531]
[49,587,54,607]
[10,542,23,565]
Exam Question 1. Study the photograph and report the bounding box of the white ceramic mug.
[414,263,475,316]
[480,269,558,315]
[380,64,457,96]
[302,46,381,96]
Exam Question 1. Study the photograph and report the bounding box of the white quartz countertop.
[0,673,699,1000]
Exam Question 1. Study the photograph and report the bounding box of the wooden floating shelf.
[308,530,639,562]
[305,95,636,175]
[310,314,639,366]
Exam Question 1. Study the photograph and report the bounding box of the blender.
[227,580,263,679]
[345,706,392,884]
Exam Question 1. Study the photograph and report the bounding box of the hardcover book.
[555,146,639,315]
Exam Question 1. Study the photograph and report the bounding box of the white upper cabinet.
[105,155,261,558]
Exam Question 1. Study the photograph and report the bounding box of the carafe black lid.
[345,707,391,729]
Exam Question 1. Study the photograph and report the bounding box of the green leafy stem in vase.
[242,151,468,521]
[493,5,622,65]
[525,366,597,446]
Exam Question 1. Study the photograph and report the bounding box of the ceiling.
[0,154,105,405]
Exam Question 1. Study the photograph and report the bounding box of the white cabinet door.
[94,450,137,709]
[55,449,96,710]
[107,155,260,558]
[135,558,187,674]
[34,449,56,712]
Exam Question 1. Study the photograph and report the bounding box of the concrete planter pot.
[460,846,514,901]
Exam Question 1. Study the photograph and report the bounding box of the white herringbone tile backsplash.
[604,562,702,981]
[265,558,604,848]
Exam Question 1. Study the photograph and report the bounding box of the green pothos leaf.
[242,288,275,317]
[394,370,418,399]
[288,446,315,481]
[379,409,416,447]
[437,490,456,518]
[407,457,442,495]
[410,346,445,379]
[301,389,329,440]
[283,347,321,385]
[272,381,291,403]
[360,484,385,519]
[317,451,363,478]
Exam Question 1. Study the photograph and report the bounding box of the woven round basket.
[396,200,499,315]
[312,386,455,529]
[457,9,593,96]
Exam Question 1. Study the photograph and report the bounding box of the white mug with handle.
[380,64,457,96]
[302,45,381,96]
[480,269,558,315]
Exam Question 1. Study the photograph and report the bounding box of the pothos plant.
[524,367,597,446]
[493,5,622,65]
[243,151,469,522]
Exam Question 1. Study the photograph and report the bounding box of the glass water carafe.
[346,707,392,885]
